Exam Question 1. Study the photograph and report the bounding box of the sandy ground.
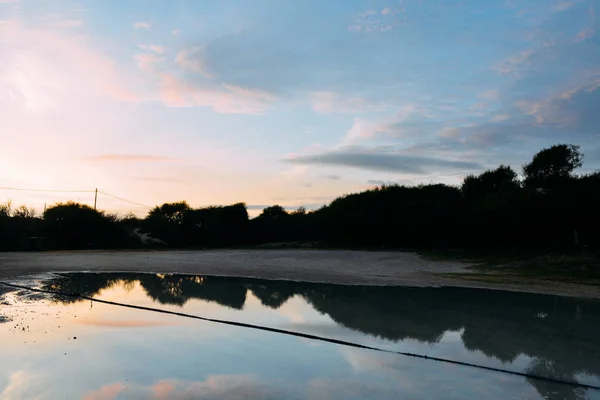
[0,249,598,299]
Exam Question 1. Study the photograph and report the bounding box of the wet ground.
[1,272,599,399]
[1,250,599,299]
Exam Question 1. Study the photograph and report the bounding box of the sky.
[1,0,599,216]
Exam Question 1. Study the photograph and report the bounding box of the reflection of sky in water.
[0,273,599,400]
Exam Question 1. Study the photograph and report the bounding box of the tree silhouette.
[523,144,583,192]
[1,142,598,250]
[42,202,128,249]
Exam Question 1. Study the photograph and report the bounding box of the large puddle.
[1,273,599,400]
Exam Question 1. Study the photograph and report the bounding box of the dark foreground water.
[1,273,599,400]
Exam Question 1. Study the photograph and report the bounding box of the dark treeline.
[1,143,599,251]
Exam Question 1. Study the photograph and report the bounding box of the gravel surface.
[0,249,598,298]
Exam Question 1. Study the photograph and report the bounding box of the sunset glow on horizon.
[1,0,599,216]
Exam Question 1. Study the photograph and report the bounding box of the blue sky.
[1,0,599,215]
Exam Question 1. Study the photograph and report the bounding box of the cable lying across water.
[1,280,599,392]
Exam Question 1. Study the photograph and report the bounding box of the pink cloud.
[150,375,276,400]
[339,104,417,146]
[515,72,600,127]
[138,44,166,54]
[85,154,178,162]
[0,20,144,109]
[133,53,164,72]
[1,18,275,117]
[159,73,276,114]
[492,50,534,76]
[82,383,126,400]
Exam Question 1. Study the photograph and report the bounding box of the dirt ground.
[0,249,598,299]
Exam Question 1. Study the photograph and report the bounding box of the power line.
[0,187,94,193]
[98,191,153,209]
[0,186,153,211]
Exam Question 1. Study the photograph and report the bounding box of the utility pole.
[94,188,98,210]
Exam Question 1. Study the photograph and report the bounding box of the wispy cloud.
[339,105,417,146]
[171,29,181,36]
[0,20,143,112]
[478,90,500,100]
[158,74,276,114]
[175,47,212,78]
[553,1,574,12]
[491,114,510,122]
[133,21,151,30]
[138,44,166,54]
[367,179,405,186]
[492,50,534,76]
[285,148,483,174]
[47,19,84,29]
[575,28,595,42]
[321,174,340,180]
[133,54,165,71]
[516,72,600,126]
[150,375,278,400]
[86,154,178,162]
[348,7,399,33]
[311,92,385,115]
[133,53,164,72]
[82,383,126,400]
[437,127,461,139]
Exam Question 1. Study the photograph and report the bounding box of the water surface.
[1,273,599,400]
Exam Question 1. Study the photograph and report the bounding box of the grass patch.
[423,249,600,286]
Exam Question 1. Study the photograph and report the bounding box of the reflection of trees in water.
[45,273,600,400]
[527,359,590,400]
[300,285,463,343]
[45,273,247,309]
[248,283,295,309]
[138,275,247,309]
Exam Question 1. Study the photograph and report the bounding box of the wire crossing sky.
[1,0,599,214]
